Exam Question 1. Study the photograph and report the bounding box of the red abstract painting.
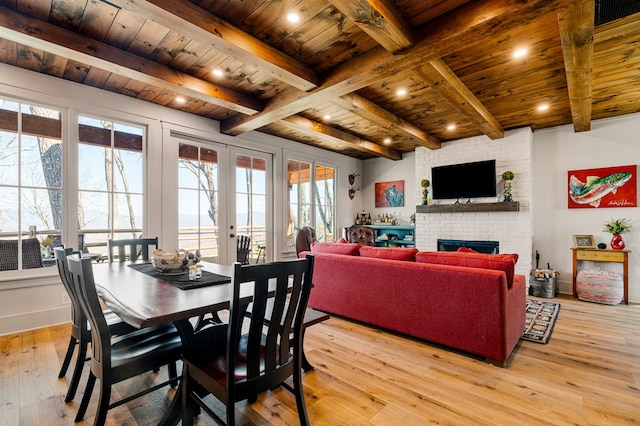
[375,180,405,207]
[567,164,636,209]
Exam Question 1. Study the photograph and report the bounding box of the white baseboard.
[0,307,70,336]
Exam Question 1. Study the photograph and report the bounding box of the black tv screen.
[431,160,497,200]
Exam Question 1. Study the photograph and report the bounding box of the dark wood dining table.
[92,260,241,426]
[93,260,236,329]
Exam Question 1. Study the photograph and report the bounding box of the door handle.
[229,234,235,238]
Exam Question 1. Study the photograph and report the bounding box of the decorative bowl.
[151,249,188,273]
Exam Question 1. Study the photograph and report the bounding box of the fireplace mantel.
[416,201,519,213]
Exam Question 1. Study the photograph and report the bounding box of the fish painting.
[569,172,632,208]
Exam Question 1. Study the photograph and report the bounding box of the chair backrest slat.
[236,235,251,264]
[54,247,85,333]
[67,254,111,369]
[226,254,314,400]
[108,237,158,263]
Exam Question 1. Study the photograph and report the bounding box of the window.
[314,165,335,241]
[178,143,219,261]
[0,98,62,270]
[77,116,144,253]
[287,159,335,246]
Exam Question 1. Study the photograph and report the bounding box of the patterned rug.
[521,299,561,344]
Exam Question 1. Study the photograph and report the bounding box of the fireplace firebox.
[437,239,499,254]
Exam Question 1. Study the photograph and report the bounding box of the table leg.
[300,328,315,372]
[157,319,193,426]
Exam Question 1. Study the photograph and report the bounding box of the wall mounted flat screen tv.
[431,160,497,200]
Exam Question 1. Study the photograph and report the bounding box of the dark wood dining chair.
[66,254,183,425]
[181,255,315,426]
[195,233,252,331]
[54,247,136,403]
[236,234,251,264]
[107,237,158,262]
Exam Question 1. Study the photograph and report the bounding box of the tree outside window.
[0,98,62,270]
[77,116,144,256]
[178,143,219,261]
[287,159,335,245]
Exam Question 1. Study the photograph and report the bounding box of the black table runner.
[127,263,231,290]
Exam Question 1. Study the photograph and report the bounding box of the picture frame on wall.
[374,180,405,207]
[573,235,595,248]
[567,164,637,209]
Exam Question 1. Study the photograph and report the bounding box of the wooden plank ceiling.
[0,0,639,160]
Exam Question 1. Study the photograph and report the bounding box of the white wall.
[0,63,361,335]
[532,113,640,301]
[361,151,416,225]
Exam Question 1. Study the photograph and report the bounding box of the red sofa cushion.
[457,247,478,253]
[416,251,518,287]
[359,246,417,261]
[311,241,361,255]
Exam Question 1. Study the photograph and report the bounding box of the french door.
[226,147,271,264]
[177,139,271,265]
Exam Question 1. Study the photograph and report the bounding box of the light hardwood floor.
[1,295,639,425]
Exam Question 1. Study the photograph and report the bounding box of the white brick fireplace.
[414,127,533,279]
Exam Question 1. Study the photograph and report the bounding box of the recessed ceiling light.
[383,137,392,144]
[323,114,331,120]
[176,96,186,104]
[514,48,528,58]
[396,88,407,96]
[212,68,224,77]
[447,124,456,131]
[287,13,300,23]
[538,104,549,111]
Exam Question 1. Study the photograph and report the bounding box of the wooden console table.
[572,248,630,304]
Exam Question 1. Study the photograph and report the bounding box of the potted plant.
[603,218,631,250]
[501,171,514,201]
[420,179,430,205]
[502,171,514,181]
[40,235,55,258]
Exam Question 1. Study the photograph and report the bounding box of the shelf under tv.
[416,201,520,213]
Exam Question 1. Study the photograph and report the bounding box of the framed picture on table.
[573,235,595,248]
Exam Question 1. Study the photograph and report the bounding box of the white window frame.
[284,156,337,253]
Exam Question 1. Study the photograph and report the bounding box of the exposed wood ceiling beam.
[326,0,414,53]
[332,94,441,149]
[559,0,594,132]
[110,0,319,91]
[0,6,262,115]
[220,0,578,136]
[412,59,504,139]
[280,116,402,160]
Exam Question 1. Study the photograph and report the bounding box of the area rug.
[521,299,561,344]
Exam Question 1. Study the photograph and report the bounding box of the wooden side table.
[572,248,630,304]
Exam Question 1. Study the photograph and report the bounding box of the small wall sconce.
[348,173,360,185]
[348,187,361,200]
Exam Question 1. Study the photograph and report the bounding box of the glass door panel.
[229,149,271,264]
[178,144,221,263]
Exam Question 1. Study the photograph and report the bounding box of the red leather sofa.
[300,244,526,366]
